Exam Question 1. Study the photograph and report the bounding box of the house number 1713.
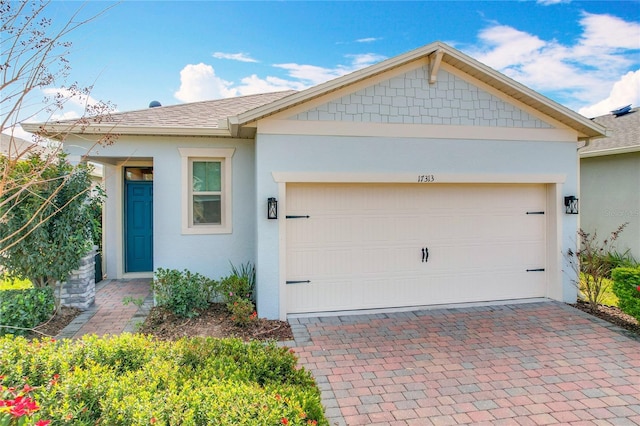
[417,174,435,183]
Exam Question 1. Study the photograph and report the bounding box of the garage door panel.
[286,183,547,314]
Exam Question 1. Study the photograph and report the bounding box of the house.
[23,42,606,320]
[579,106,640,260]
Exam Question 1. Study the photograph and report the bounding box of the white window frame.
[179,148,235,234]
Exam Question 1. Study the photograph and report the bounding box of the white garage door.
[286,183,547,314]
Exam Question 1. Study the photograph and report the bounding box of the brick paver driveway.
[290,302,640,425]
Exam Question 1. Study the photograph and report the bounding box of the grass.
[580,273,618,307]
[0,274,33,290]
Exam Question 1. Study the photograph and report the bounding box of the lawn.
[0,275,32,290]
[579,273,618,307]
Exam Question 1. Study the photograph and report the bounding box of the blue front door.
[125,181,153,272]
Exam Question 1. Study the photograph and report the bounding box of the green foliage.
[0,154,94,288]
[612,267,640,322]
[87,184,106,252]
[580,273,618,307]
[0,334,327,425]
[0,287,54,336]
[152,268,217,318]
[566,224,627,312]
[230,261,256,302]
[601,250,639,276]
[227,298,257,327]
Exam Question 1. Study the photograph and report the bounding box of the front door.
[124,168,153,272]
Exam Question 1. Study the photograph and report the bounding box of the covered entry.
[286,183,548,314]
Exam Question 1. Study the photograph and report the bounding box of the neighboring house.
[0,133,57,159]
[23,42,606,320]
[579,106,640,260]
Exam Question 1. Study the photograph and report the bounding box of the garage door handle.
[286,280,311,284]
[422,247,429,263]
[526,268,545,272]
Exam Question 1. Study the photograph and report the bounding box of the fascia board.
[21,122,231,138]
[579,145,640,158]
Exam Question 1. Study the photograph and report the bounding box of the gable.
[288,65,553,129]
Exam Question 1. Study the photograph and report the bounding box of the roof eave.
[580,145,640,158]
[21,122,232,138]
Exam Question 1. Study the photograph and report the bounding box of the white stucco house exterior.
[24,42,606,320]
[579,106,639,260]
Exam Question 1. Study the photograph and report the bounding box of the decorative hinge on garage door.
[286,215,310,219]
[286,280,311,285]
[526,268,545,272]
[526,211,545,215]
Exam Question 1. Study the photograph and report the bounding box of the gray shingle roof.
[580,107,639,155]
[108,90,297,129]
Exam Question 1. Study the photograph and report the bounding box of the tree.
[0,154,95,287]
[1,0,117,264]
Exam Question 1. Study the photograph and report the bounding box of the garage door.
[286,183,547,314]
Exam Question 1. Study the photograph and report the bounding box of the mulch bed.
[570,300,640,336]
[138,303,294,342]
[29,307,82,339]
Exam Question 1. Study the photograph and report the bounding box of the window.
[179,148,234,234]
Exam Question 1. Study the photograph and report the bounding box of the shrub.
[602,250,639,276]
[227,298,257,327]
[0,334,327,426]
[152,268,217,318]
[219,273,253,304]
[612,267,640,322]
[566,224,627,312]
[0,287,55,336]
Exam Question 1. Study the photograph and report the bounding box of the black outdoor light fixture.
[564,196,579,214]
[267,197,278,219]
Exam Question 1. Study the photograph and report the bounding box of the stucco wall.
[255,133,579,319]
[65,135,256,281]
[581,152,640,260]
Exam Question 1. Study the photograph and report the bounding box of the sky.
[4,0,640,139]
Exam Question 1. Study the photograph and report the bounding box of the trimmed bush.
[152,268,218,318]
[612,267,640,322]
[0,286,54,336]
[0,334,327,425]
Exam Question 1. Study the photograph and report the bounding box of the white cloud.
[273,53,386,86]
[536,0,570,5]
[174,63,236,102]
[180,53,387,99]
[356,37,380,43]
[579,70,640,117]
[212,52,258,63]
[465,12,640,112]
[235,75,307,96]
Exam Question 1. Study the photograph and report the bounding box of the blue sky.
[7,0,640,136]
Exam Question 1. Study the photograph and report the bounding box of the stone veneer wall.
[56,248,96,310]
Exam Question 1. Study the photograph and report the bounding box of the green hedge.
[0,334,327,425]
[612,267,640,322]
[0,286,55,336]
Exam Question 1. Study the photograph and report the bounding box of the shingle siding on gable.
[290,67,553,129]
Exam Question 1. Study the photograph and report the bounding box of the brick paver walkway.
[290,302,640,425]
[57,278,152,339]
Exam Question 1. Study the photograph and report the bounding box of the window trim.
[179,148,235,234]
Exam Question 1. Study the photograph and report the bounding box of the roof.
[22,90,296,137]
[579,107,640,157]
[233,41,606,140]
[0,133,58,159]
[23,41,606,140]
